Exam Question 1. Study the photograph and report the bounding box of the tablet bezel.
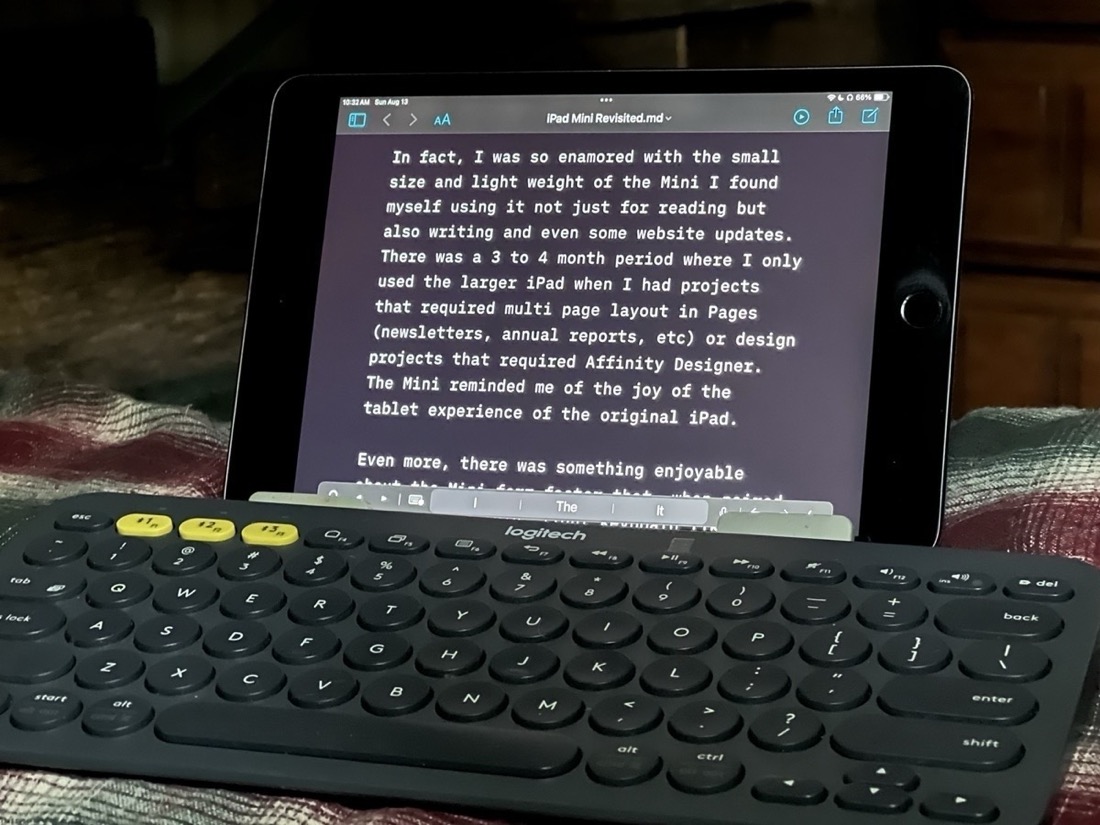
[225,67,969,546]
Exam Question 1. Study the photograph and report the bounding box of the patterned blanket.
[1,371,1099,824]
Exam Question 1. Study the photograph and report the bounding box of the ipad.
[224,67,969,546]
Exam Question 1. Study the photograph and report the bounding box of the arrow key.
[752,777,827,805]
[836,783,911,813]
[921,792,998,822]
[844,764,919,790]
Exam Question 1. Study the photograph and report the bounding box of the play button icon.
[793,108,811,126]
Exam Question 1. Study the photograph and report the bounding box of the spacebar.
[155,703,581,779]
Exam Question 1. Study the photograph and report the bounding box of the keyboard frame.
[0,492,1097,825]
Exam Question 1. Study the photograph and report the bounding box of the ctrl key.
[10,691,82,731]
[587,745,662,786]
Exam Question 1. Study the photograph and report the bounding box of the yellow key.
[116,513,173,538]
[179,517,236,542]
[241,521,299,547]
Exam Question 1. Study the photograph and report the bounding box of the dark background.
[0,0,973,421]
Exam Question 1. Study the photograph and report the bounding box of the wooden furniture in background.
[943,6,1100,414]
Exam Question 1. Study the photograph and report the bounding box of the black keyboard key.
[587,747,661,786]
[304,527,364,550]
[502,541,563,565]
[667,700,742,743]
[710,556,773,579]
[648,617,716,654]
[640,656,711,697]
[134,615,201,653]
[749,707,824,752]
[217,547,281,581]
[512,688,584,730]
[358,594,424,631]
[145,656,215,695]
[217,662,286,702]
[416,639,484,676]
[437,681,507,722]
[857,592,927,631]
[590,695,662,735]
[284,551,348,586]
[428,599,495,636]
[74,650,144,689]
[1004,575,1073,602]
[959,640,1051,682]
[0,641,74,683]
[782,560,845,584]
[1,568,85,601]
[831,716,1024,770]
[86,537,151,571]
[344,632,411,671]
[288,588,354,625]
[24,534,87,566]
[718,663,790,704]
[203,620,271,658]
[879,676,1037,724]
[55,511,112,532]
[781,587,849,624]
[489,568,555,603]
[573,611,641,648]
[86,573,151,609]
[844,764,919,789]
[571,549,631,570]
[564,651,634,690]
[11,691,82,730]
[489,644,558,683]
[369,532,429,555]
[152,541,216,576]
[705,581,773,619]
[936,599,1063,641]
[878,632,952,674]
[633,577,700,614]
[752,777,827,805]
[157,701,580,778]
[639,551,701,575]
[351,557,416,592]
[921,792,999,822]
[800,627,871,667]
[560,573,626,608]
[154,578,218,613]
[272,627,340,665]
[361,674,433,716]
[420,562,486,597]
[929,571,996,596]
[835,783,911,813]
[796,669,870,711]
[854,564,920,590]
[499,605,567,642]
[288,667,358,709]
[668,755,744,794]
[66,609,132,647]
[723,621,792,661]
[83,696,154,737]
[436,537,495,560]
[220,583,286,619]
[0,600,64,639]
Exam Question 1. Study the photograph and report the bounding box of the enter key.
[878,676,1038,725]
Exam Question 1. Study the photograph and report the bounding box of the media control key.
[936,599,1063,641]
[929,571,995,596]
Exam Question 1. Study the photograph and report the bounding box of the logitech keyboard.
[0,492,1098,825]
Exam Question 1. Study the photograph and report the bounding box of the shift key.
[832,716,1023,771]
[934,599,1062,641]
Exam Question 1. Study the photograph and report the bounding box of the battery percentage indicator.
[873,92,890,102]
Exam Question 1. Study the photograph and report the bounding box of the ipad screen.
[292,90,893,530]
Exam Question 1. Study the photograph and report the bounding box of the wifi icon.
[827,94,837,101]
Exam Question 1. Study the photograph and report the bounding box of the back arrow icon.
[383,113,391,126]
